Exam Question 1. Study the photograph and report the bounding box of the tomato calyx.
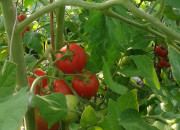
[55,50,75,63]
[74,71,95,84]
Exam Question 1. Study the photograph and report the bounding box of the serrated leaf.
[119,109,158,130]
[119,64,141,77]
[85,7,152,70]
[0,61,16,99]
[131,55,161,92]
[102,89,139,130]
[168,45,180,86]
[102,58,128,95]
[0,88,29,130]
[23,32,42,54]
[32,93,68,128]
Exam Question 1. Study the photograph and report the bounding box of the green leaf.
[102,58,128,95]
[131,55,161,92]
[165,0,180,8]
[85,7,152,70]
[164,6,180,20]
[102,89,139,130]
[0,88,29,130]
[0,61,16,99]
[24,0,35,8]
[23,32,43,54]
[119,109,158,130]
[80,105,99,128]
[24,54,37,71]
[168,45,180,86]
[32,93,68,128]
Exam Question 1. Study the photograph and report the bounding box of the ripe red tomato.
[28,69,48,95]
[54,79,73,95]
[19,13,26,21]
[26,25,30,31]
[165,62,171,68]
[17,16,22,22]
[35,108,59,130]
[155,45,168,57]
[157,57,170,69]
[56,44,87,74]
[71,71,99,98]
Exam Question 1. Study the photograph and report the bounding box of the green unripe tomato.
[119,56,133,67]
[62,95,79,123]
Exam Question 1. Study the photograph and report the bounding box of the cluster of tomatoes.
[17,13,30,38]
[155,45,170,70]
[28,44,99,130]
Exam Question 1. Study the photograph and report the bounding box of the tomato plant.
[56,44,87,74]
[1,0,180,130]
[72,71,99,98]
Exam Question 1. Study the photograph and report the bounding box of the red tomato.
[157,61,163,70]
[56,44,87,74]
[165,62,171,68]
[26,25,30,31]
[19,13,26,21]
[17,16,22,22]
[155,45,168,57]
[54,80,73,95]
[35,108,59,130]
[28,69,48,95]
[157,57,170,69]
[72,71,99,98]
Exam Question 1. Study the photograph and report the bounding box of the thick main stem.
[0,0,27,90]
[0,0,36,130]
[55,6,66,51]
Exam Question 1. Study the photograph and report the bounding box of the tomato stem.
[30,56,46,72]
[30,75,59,94]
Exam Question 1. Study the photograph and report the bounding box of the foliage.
[1,0,180,130]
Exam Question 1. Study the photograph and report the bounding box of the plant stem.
[121,1,180,42]
[154,0,164,18]
[50,0,55,51]
[104,9,166,40]
[55,6,66,51]
[0,0,27,91]
[17,0,180,45]
[24,108,37,130]
[0,0,37,130]
[30,56,46,71]
[30,75,59,94]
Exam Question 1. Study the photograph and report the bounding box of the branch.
[17,0,122,32]
[17,0,180,44]
[55,7,65,51]
[121,1,180,42]
[104,9,166,40]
